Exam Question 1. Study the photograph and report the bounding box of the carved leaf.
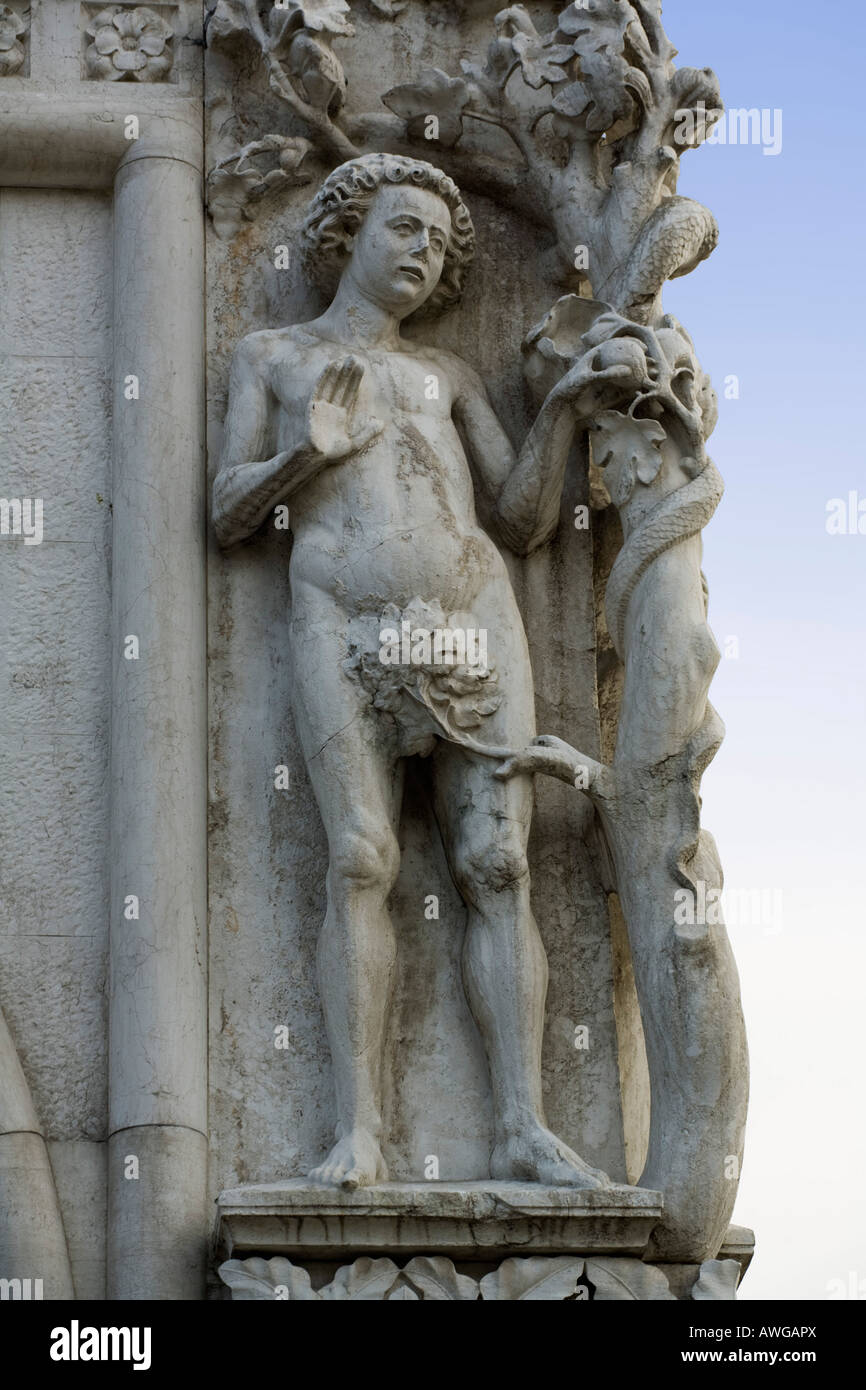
[218,1257,320,1300]
[553,1,652,132]
[493,4,537,39]
[269,0,354,44]
[691,1259,740,1301]
[401,1257,480,1301]
[585,1257,676,1301]
[462,39,509,91]
[565,52,637,132]
[368,0,408,14]
[287,32,347,112]
[382,68,473,147]
[485,5,572,91]
[274,134,316,175]
[512,33,574,90]
[592,410,667,502]
[207,136,313,239]
[524,294,614,365]
[568,3,680,173]
[207,165,264,239]
[550,80,592,129]
[556,0,634,50]
[480,1257,586,1300]
[319,1256,403,1300]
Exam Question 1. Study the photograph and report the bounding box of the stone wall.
[0,187,113,1299]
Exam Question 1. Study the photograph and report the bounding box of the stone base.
[217,1179,663,1261]
[215,1181,754,1301]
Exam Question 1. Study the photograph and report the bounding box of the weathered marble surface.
[0,1,751,1302]
[0,187,113,1301]
[215,1191,753,1301]
[0,0,206,1301]
[206,0,631,1242]
[206,0,747,1276]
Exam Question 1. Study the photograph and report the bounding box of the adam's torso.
[264,327,505,615]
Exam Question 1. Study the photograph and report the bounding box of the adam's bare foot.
[491,1123,611,1190]
[309,1128,388,1191]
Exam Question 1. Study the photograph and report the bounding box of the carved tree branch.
[265,52,359,160]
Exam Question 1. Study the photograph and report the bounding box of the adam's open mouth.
[399,265,426,282]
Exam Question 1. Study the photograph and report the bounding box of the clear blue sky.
[658,0,866,1299]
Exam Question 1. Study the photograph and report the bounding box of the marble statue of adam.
[213,154,647,1191]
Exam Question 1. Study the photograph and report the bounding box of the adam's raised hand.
[304,356,383,464]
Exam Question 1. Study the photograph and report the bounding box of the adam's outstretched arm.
[496,389,584,555]
[213,337,288,548]
[453,346,648,556]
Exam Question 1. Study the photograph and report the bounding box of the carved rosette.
[219,1255,742,1301]
[0,4,28,74]
[84,5,175,82]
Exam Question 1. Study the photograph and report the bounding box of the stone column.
[107,143,207,1301]
[0,1006,74,1300]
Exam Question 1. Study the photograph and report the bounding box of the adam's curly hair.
[301,154,475,317]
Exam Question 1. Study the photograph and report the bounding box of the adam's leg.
[433,745,610,1188]
[290,608,403,1188]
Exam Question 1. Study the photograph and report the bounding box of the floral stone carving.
[84,5,175,82]
[219,1254,739,1301]
[0,4,28,75]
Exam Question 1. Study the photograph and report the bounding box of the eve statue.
[213,154,648,1191]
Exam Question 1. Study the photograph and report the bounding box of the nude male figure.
[213,154,645,1190]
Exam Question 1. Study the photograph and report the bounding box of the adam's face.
[344,184,451,316]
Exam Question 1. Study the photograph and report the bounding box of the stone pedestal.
[216,1183,753,1302]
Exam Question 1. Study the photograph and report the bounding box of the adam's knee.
[453,839,530,902]
[330,820,400,894]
